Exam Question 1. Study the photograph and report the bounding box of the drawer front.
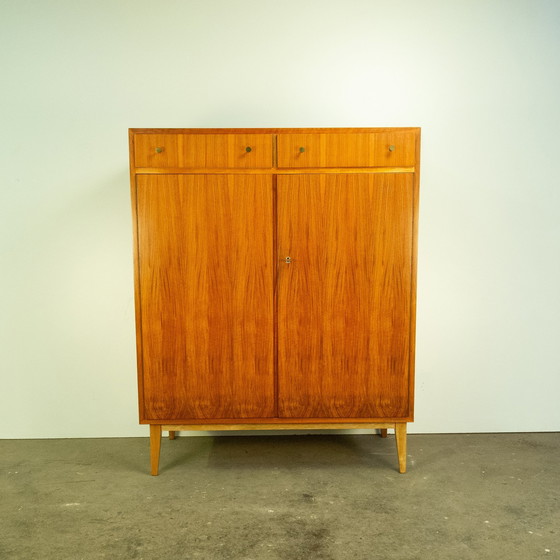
[134,133,273,168]
[277,132,416,168]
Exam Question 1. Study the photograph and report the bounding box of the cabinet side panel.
[130,132,146,421]
[277,173,413,418]
[136,174,275,420]
[407,130,421,419]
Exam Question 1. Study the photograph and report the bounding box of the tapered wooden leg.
[169,431,176,440]
[379,429,388,438]
[395,423,407,474]
[150,425,162,476]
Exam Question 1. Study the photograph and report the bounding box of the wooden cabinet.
[129,127,420,475]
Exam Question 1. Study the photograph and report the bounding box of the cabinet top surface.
[130,127,421,135]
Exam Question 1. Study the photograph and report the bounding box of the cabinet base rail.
[148,422,407,476]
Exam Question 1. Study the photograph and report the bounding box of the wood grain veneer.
[136,174,274,420]
[277,173,413,418]
[134,133,273,168]
[277,131,415,168]
[129,127,420,475]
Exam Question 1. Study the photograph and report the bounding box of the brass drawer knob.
[245,146,252,153]
[388,145,396,152]
[155,146,164,153]
[299,147,305,153]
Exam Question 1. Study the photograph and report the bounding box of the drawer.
[277,132,416,168]
[134,133,273,168]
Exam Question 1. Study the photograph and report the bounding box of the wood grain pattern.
[143,415,411,424]
[407,128,421,420]
[129,130,146,421]
[395,422,407,473]
[277,132,415,168]
[136,174,275,420]
[277,173,413,418]
[133,167,415,175]
[371,132,416,167]
[161,423,398,431]
[150,424,161,476]
[130,127,420,474]
[130,127,420,135]
[134,134,272,168]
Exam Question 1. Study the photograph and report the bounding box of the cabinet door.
[136,174,275,420]
[277,174,413,418]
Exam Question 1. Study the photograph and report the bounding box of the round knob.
[388,145,396,152]
[245,146,252,153]
[299,147,305,153]
[155,146,164,153]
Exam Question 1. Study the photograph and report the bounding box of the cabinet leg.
[169,430,176,440]
[379,429,388,438]
[150,425,162,476]
[395,423,407,474]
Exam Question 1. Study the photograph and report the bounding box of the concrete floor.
[1,432,559,560]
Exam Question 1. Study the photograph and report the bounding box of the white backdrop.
[1,0,559,438]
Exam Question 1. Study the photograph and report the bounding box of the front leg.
[150,425,162,476]
[395,423,407,474]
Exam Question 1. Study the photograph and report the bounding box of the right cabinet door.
[277,173,414,419]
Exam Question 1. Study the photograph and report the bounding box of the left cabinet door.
[135,174,275,420]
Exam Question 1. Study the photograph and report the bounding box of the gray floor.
[1,432,559,560]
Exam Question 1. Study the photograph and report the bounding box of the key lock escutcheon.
[283,256,292,264]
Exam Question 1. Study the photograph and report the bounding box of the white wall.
[1,0,559,438]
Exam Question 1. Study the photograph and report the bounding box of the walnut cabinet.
[129,128,420,475]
